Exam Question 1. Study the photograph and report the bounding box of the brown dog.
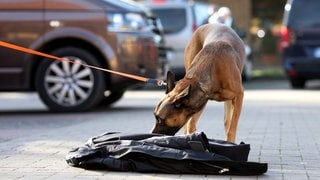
[151,23,246,143]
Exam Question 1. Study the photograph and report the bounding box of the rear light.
[192,23,197,32]
[287,70,297,76]
[280,25,290,50]
[152,0,167,4]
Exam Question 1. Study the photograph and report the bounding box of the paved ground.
[1,80,320,179]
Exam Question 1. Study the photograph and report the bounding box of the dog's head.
[151,71,209,135]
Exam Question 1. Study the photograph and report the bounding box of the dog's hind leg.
[224,92,243,143]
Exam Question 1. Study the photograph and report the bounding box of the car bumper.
[284,57,320,78]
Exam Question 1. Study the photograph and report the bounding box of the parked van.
[0,0,167,112]
[141,0,252,81]
[281,0,320,88]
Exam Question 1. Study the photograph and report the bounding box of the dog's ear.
[166,71,176,94]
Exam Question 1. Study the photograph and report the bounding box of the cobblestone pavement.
[1,80,320,179]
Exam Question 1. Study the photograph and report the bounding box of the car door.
[0,0,44,90]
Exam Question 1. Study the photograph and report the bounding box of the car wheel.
[242,60,253,81]
[36,47,106,112]
[289,77,306,89]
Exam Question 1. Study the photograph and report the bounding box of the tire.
[36,47,106,112]
[242,60,253,82]
[289,77,306,89]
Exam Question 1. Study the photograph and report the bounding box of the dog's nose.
[155,115,165,124]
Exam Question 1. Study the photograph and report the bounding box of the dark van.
[0,0,166,111]
[281,0,320,88]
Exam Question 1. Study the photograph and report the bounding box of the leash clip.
[146,78,167,87]
[157,80,167,87]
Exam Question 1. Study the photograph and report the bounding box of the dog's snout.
[152,113,180,136]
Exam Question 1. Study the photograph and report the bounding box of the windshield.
[151,8,186,34]
[286,0,320,28]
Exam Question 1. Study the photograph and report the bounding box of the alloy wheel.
[44,58,94,107]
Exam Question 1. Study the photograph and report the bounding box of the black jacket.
[66,132,267,175]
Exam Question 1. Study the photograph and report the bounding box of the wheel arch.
[29,37,112,90]
[25,28,116,90]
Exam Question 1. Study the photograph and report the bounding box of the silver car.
[142,1,211,79]
[142,1,253,81]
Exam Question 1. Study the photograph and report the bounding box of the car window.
[287,0,320,28]
[193,4,210,26]
[151,8,186,34]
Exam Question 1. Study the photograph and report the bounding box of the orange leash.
[0,40,166,86]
